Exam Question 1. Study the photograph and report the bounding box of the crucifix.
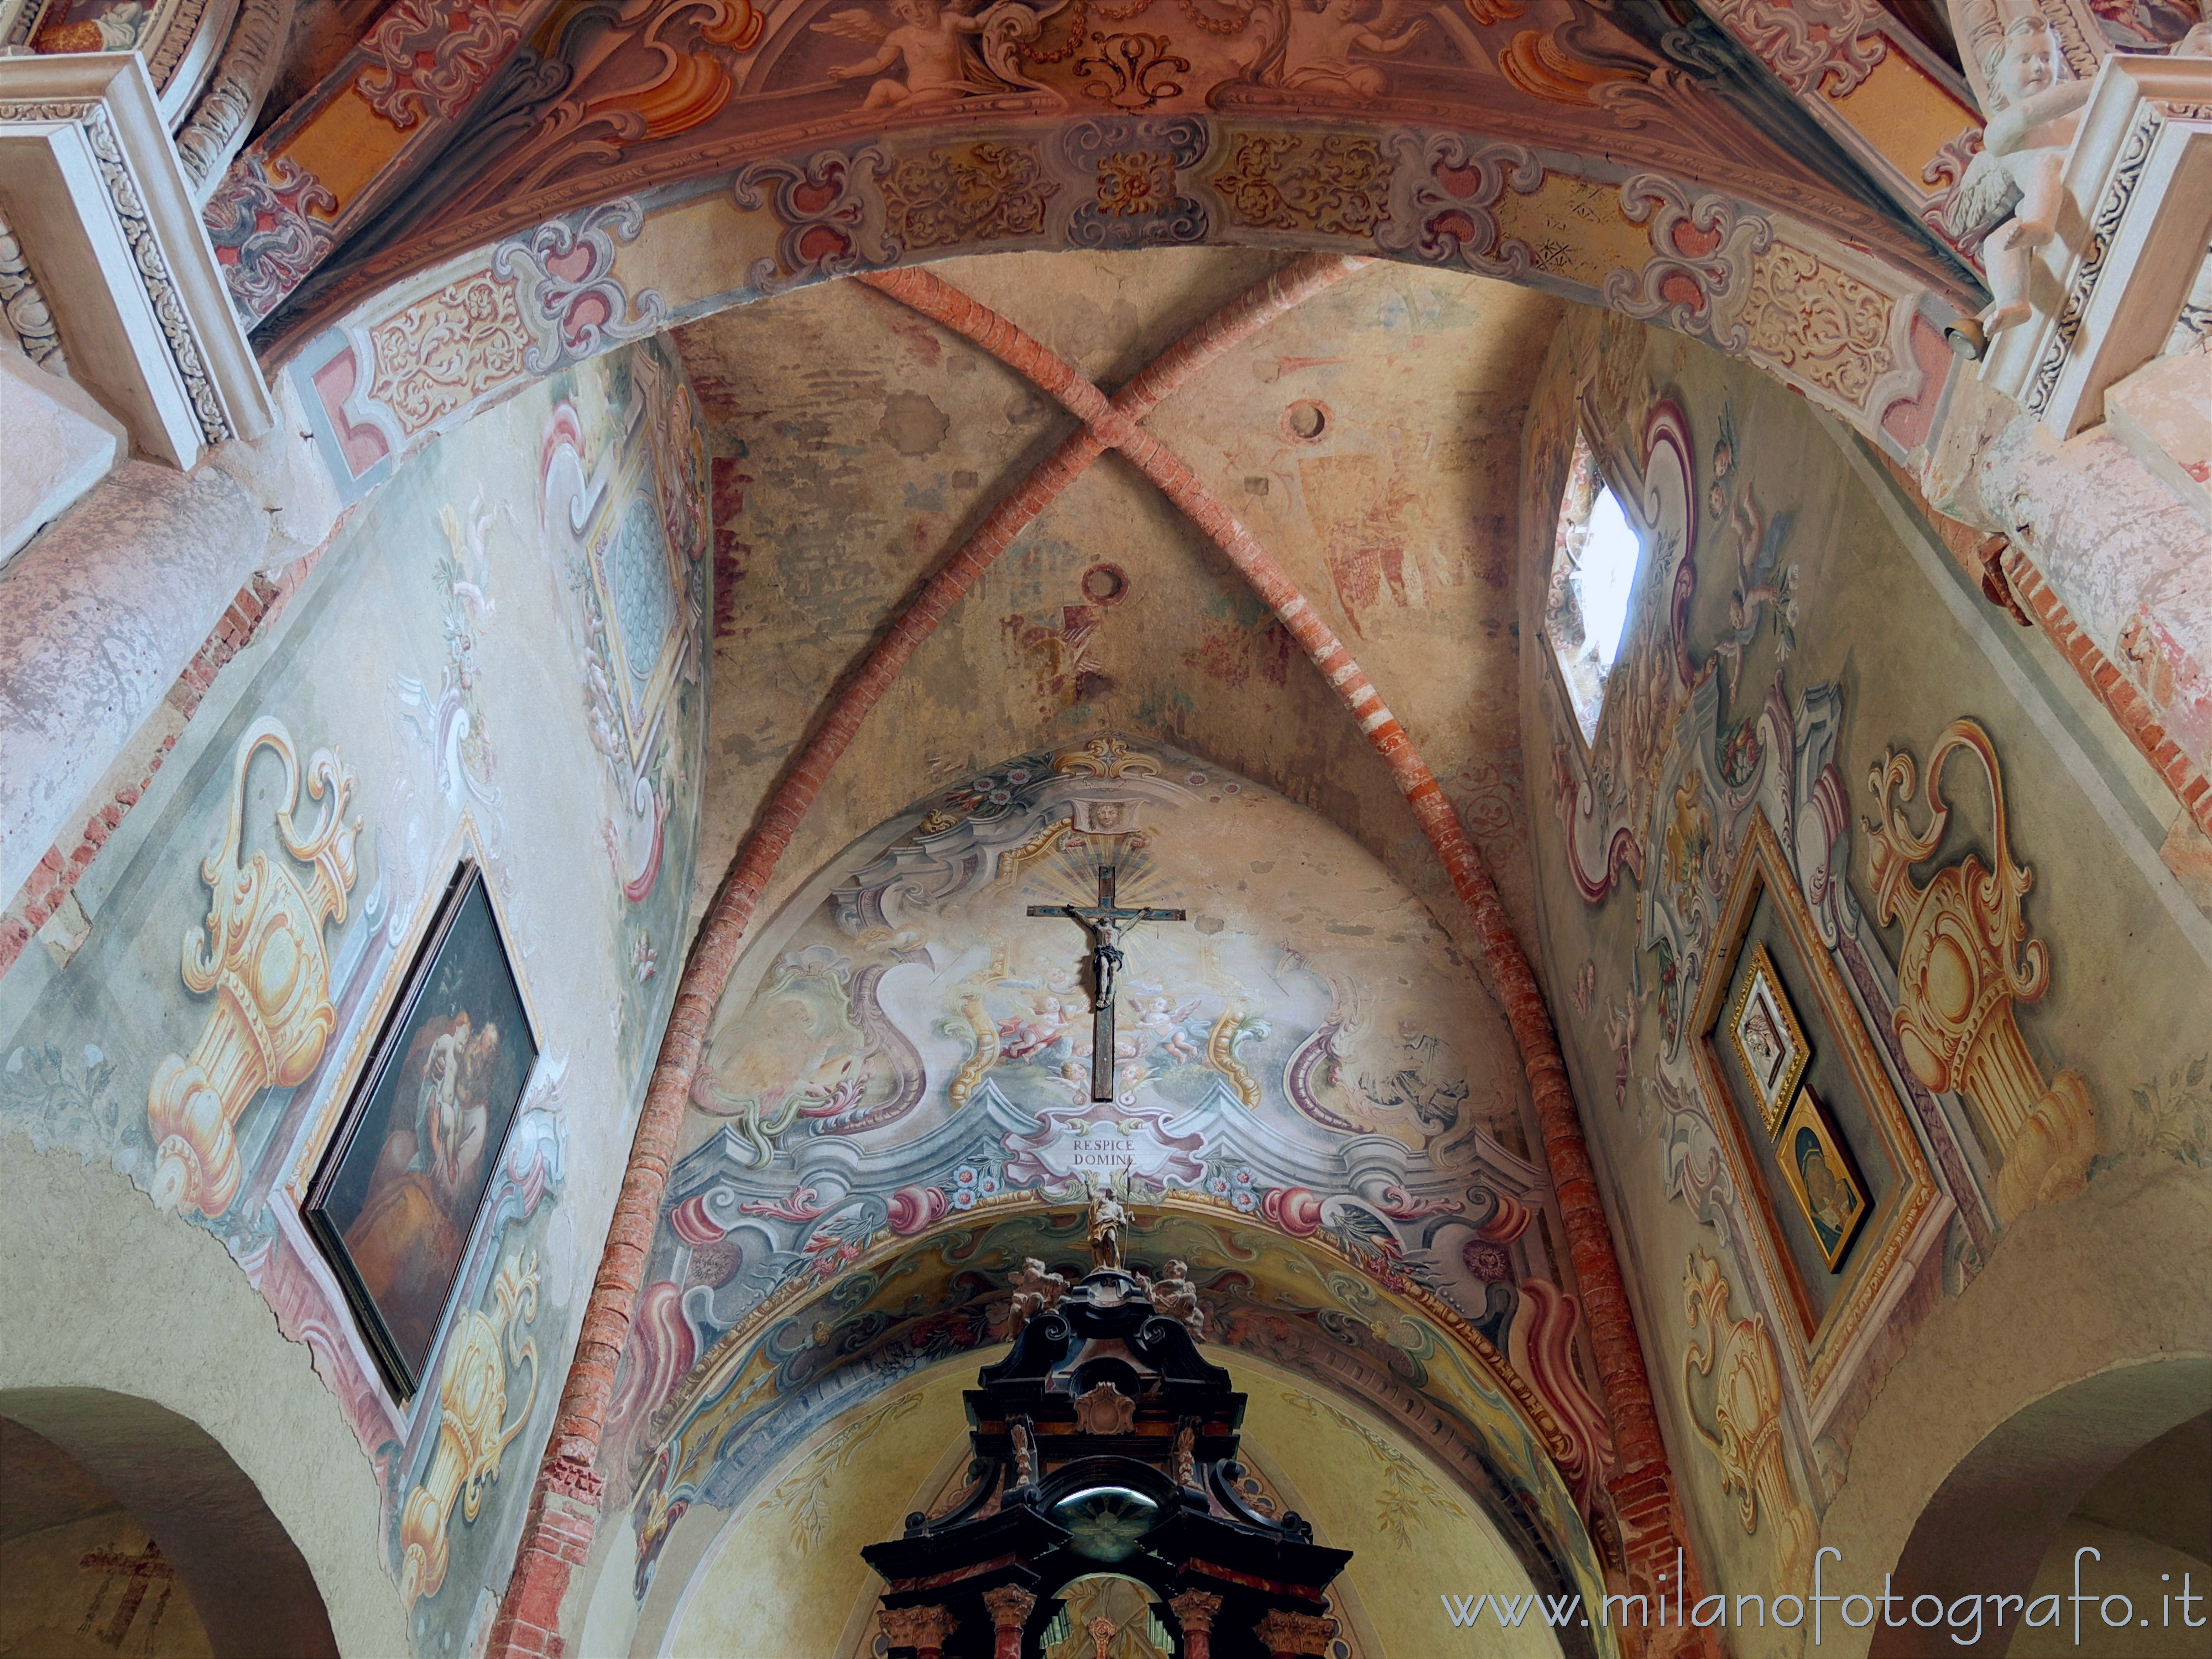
[1028,866,1185,1102]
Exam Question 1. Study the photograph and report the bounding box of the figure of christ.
[345,1014,504,1363]
[817,0,990,109]
[1278,0,1427,100]
[1026,867,1185,1102]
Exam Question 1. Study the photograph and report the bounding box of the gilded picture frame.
[1728,942,1812,1137]
[1775,1088,1871,1270]
[1689,808,1942,1418]
[302,858,539,1399]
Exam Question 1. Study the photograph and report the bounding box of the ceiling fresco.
[233,0,1975,348]
[669,249,1554,957]
[593,733,1618,1635]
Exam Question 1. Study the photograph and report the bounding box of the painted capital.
[1171,1590,1223,1631]
[983,1585,1035,1629]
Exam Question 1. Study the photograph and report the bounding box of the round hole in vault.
[1081,562,1130,606]
[1284,400,1329,442]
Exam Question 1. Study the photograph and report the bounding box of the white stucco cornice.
[0,51,270,469]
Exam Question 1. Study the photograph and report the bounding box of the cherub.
[1274,0,1428,99]
[1945,7,2095,339]
[1131,993,1202,1062]
[815,0,990,108]
[1006,1256,1068,1333]
[1140,1258,1207,1340]
[998,993,1075,1061]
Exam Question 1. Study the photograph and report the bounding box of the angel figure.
[1007,1256,1068,1333]
[1945,6,2095,340]
[1131,993,1203,1063]
[816,0,991,107]
[1273,0,1428,98]
[1142,1258,1207,1340]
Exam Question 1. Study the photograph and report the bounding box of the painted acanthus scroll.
[1863,717,2096,1219]
[399,1250,541,1605]
[147,717,359,1217]
[1681,1249,1815,1592]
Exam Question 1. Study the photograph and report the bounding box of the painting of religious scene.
[24,0,154,51]
[305,861,539,1397]
[1775,1089,1869,1271]
[1728,942,1810,1136]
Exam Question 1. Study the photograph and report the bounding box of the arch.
[641,1342,1578,1659]
[1816,1155,2212,1659]
[615,1196,1605,1649]
[278,142,1964,515]
[1870,1359,2210,1658]
[0,1387,339,1658]
[0,1139,411,1655]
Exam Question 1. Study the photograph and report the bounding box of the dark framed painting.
[305,860,538,1399]
[1775,1088,1871,1270]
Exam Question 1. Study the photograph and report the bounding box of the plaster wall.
[0,337,711,1659]
[643,1345,1567,1659]
[1516,305,2212,1656]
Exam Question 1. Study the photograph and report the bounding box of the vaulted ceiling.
[670,247,1563,959]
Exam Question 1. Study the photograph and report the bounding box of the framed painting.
[1690,808,1945,1422]
[1775,1089,1871,1271]
[1728,942,1811,1136]
[304,860,539,1399]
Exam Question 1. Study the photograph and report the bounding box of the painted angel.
[1131,993,1204,1063]
[815,0,992,107]
[1710,486,1798,696]
[1271,0,1428,98]
[997,993,1076,1061]
[1944,9,2095,340]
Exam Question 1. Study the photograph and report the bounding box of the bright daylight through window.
[1543,430,1642,743]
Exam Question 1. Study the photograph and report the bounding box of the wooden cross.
[1027,866,1185,1102]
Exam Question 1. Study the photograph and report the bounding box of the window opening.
[1543,429,1644,744]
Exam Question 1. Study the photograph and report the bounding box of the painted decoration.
[145,718,361,1220]
[1863,717,2098,1222]
[600,737,1613,1626]
[0,335,709,1659]
[306,859,540,1395]
[1727,941,1809,1136]
[1773,1089,1867,1270]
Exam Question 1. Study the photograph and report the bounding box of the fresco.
[585,734,1616,1642]
[0,338,709,1658]
[1517,306,2212,1625]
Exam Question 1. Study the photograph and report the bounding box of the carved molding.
[1978,54,2212,437]
[174,0,295,190]
[0,53,272,465]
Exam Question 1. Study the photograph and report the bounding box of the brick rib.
[487,253,1360,1659]
[860,263,1704,1603]
[2001,544,2212,837]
